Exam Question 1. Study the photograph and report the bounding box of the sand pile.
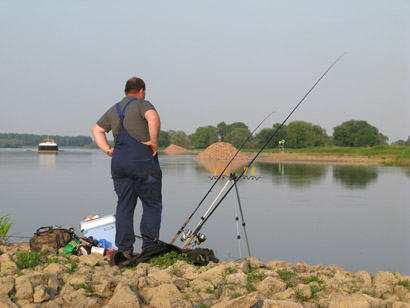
[195,142,250,160]
[164,144,188,153]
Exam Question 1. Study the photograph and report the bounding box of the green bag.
[29,226,73,253]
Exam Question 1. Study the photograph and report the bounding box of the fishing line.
[181,52,346,248]
[169,110,275,244]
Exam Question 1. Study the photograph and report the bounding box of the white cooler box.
[80,214,117,249]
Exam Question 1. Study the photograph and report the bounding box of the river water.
[1,148,409,274]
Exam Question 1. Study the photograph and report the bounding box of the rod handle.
[182,234,195,249]
[169,218,190,244]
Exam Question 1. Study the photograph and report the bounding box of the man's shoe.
[121,250,134,260]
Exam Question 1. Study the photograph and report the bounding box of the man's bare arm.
[92,124,113,157]
[142,109,161,156]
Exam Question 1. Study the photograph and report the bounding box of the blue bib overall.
[111,98,162,252]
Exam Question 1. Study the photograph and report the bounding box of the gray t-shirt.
[96,96,156,143]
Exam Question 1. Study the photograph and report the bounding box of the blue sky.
[0,0,409,142]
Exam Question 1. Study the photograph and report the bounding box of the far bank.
[173,145,410,167]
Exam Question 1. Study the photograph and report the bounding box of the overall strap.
[116,98,137,120]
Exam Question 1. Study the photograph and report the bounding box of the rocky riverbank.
[1,242,410,308]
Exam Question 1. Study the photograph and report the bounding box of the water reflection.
[256,163,327,187]
[333,166,378,189]
[195,159,248,176]
[402,167,410,179]
[38,153,57,168]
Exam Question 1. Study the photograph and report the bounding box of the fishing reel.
[180,229,192,242]
[180,229,207,246]
[195,233,207,245]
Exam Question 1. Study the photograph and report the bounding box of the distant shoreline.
[253,152,384,166]
[3,145,409,167]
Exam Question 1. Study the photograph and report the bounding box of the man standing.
[92,77,162,259]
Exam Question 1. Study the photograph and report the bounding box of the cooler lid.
[80,214,116,231]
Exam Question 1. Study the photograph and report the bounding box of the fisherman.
[92,77,162,259]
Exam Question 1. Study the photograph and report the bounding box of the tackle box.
[80,214,117,249]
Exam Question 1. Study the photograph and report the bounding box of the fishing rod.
[181,53,346,249]
[169,110,275,244]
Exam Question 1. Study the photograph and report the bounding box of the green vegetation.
[244,268,265,293]
[276,269,296,283]
[16,251,47,269]
[159,119,403,150]
[190,126,219,148]
[0,133,96,148]
[199,302,208,308]
[286,121,330,148]
[3,120,408,153]
[301,275,324,284]
[285,145,410,166]
[245,268,265,282]
[75,284,95,293]
[333,120,388,147]
[64,258,79,274]
[0,214,15,244]
[295,289,309,302]
[310,284,323,301]
[150,251,191,269]
[399,280,410,291]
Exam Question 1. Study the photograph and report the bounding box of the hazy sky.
[1,0,409,142]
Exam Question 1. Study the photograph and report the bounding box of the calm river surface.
[1,148,409,274]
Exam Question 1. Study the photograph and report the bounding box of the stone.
[176,262,201,280]
[189,278,214,292]
[354,271,373,289]
[79,254,104,267]
[196,263,229,285]
[43,263,68,276]
[0,277,14,295]
[295,261,313,273]
[0,253,18,275]
[94,280,116,299]
[74,297,101,308]
[147,267,173,284]
[266,261,294,271]
[262,299,304,307]
[392,302,410,308]
[256,276,287,294]
[210,292,265,308]
[141,283,182,302]
[275,288,297,300]
[0,293,18,308]
[245,256,266,268]
[225,271,248,287]
[33,285,50,303]
[15,276,33,301]
[328,293,371,308]
[62,289,87,306]
[108,282,141,308]
[295,283,312,299]
[232,258,251,272]
[395,285,410,302]
[373,271,399,297]
[149,297,192,308]
[325,264,347,275]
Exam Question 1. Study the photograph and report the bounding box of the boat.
[38,136,58,153]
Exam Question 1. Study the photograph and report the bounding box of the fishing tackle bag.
[110,243,219,268]
[29,226,73,253]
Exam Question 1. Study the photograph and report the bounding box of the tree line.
[1,120,408,149]
[0,133,96,148]
[159,120,410,149]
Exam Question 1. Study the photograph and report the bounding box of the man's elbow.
[92,124,105,138]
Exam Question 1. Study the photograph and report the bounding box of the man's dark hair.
[125,77,146,94]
